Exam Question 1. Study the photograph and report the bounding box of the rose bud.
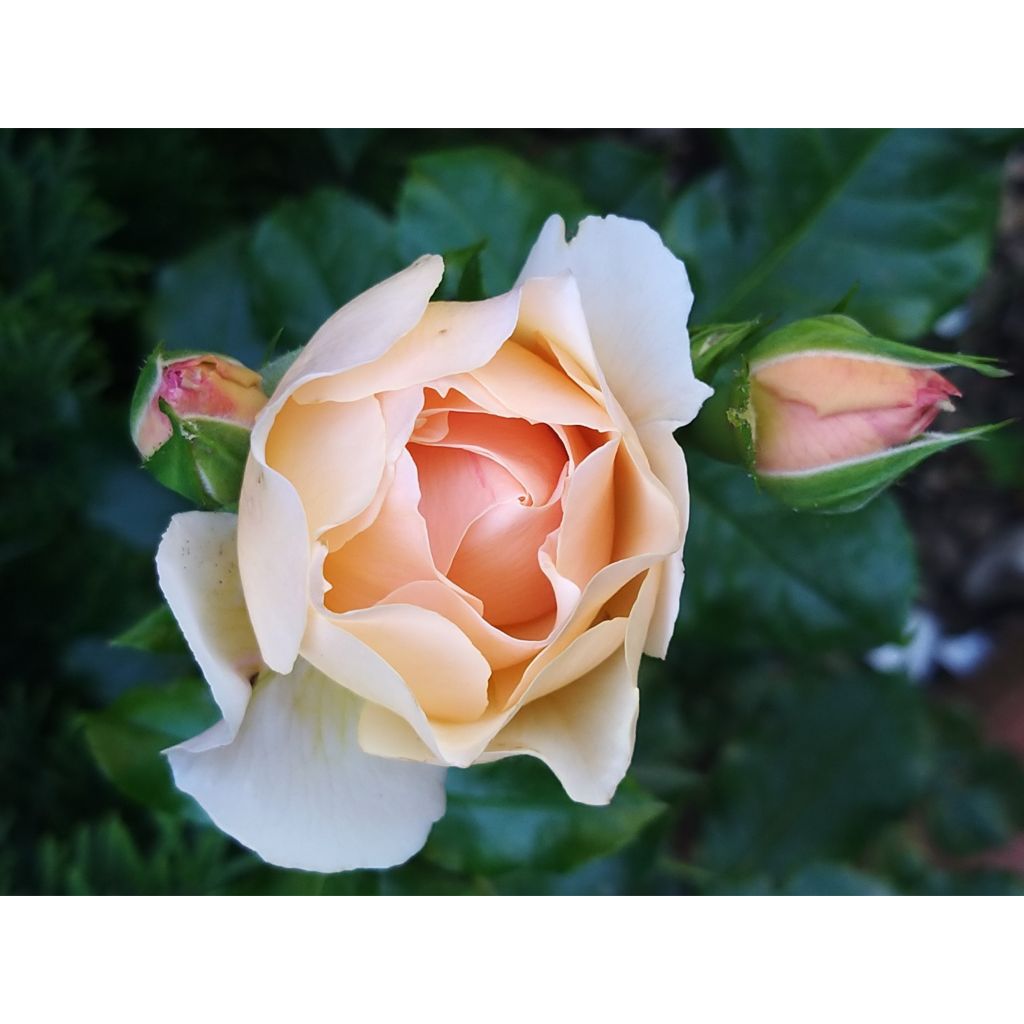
[130,350,267,509]
[751,356,961,472]
[689,315,1007,513]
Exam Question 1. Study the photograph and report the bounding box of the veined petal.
[156,511,256,747]
[167,659,447,872]
[518,214,712,428]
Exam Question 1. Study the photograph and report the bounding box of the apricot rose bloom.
[156,215,712,871]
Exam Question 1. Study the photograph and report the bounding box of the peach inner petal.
[264,395,386,537]
[447,489,564,628]
[322,451,437,613]
[410,443,525,572]
[471,338,612,430]
[423,413,568,505]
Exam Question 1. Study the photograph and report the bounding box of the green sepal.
[750,315,1010,378]
[143,400,250,510]
[260,347,301,397]
[129,344,164,444]
[680,356,756,469]
[758,422,1009,513]
[690,318,765,381]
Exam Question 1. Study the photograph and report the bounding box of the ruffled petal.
[322,451,437,612]
[272,255,445,400]
[239,256,445,674]
[478,646,638,805]
[518,214,712,428]
[264,395,386,537]
[478,566,660,804]
[303,602,492,729]
[167,659,447,872]
[291,292,521,405]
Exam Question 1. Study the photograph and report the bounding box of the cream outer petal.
[238,256,445,674]
[167,659,447,872]
[156,511,256,749]
[293,291,522,406]
[517,214,712,429]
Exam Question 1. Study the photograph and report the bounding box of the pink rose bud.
[750,355,961,473]
[130,350,268,508]
[686,314,1006,513]
[132,352,267,459]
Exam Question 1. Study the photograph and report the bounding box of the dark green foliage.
[424,759,665,875]
[695,671,929,880]
[82,677,218,814]
[4,129,1021,894]
[112,604,188,655]
[663,129,1018,338]
[396,147,590,293]
[679,454,917,653]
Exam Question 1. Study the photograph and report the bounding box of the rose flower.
[156,215,712,871]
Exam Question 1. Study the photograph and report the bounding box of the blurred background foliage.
[1,128,1023,895]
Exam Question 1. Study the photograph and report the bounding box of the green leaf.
[678,452,916,652]
[81,677,219,814]
[423,758,665,875]
[111,603,187,655]
[546,137,671,223]
[696,671,928,879]
[396,147,589,295]
[151,190,402,366]
[664,129,1014,338]
[434,240,487,301]
[248,189,400,349]
[973,423,1024,490]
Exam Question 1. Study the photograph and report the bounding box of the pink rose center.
[318,384,608,637]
